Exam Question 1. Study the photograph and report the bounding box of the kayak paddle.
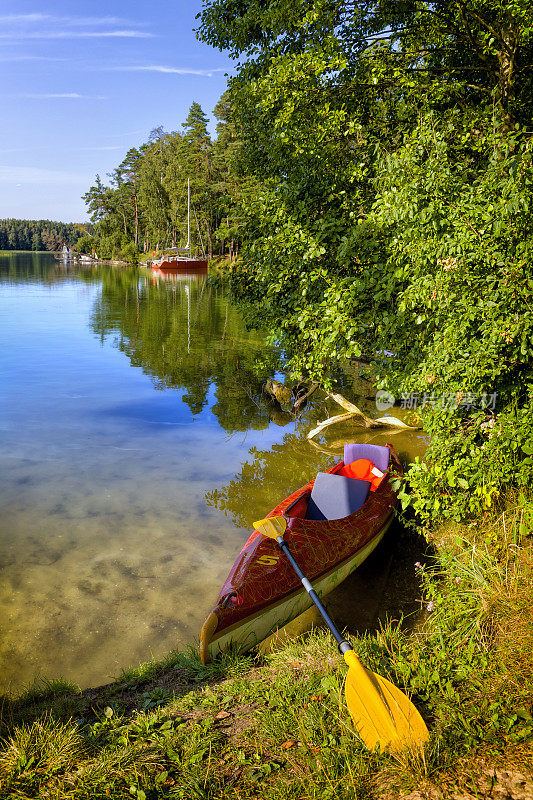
[253,514,429,753]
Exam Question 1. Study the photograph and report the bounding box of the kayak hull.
[202,514,393,661]
[200,445,402,664]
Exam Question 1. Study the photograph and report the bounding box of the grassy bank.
[1,497,532,799]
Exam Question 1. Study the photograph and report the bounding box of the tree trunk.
[498,29,518,130]
[205,221,213,259]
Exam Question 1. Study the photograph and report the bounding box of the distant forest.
[0,219,91,252]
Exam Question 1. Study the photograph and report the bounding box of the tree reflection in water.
[206,433,336,528]
[89,269,280,434]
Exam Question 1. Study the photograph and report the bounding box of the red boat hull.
[151,258,208,272]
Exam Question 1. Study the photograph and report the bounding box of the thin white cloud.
[0,144,122,154]
[22,92,83,99]
[0,165,88,185]
[0,54,64,62]
[109,65,225,77]
[0,14,139,26]
[16,93,107,100]
[0,30,152,39]
[56,16,135,26]
[0,13,152,40]
[0,14,49,23]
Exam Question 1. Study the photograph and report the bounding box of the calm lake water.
[0,252,427,694]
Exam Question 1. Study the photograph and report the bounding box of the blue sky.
[0,1,233,222]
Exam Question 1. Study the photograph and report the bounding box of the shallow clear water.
[0,253,427,694]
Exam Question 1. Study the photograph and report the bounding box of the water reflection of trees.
[89,269,281,433]
[205,433,336,527]
[0,252,101,286]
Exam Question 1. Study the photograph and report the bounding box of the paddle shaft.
[275,536,352,655]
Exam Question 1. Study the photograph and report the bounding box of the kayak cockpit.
[285,443,391,523]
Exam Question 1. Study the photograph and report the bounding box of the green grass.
[1,496,532,798]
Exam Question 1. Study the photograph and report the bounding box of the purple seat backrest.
[306,472,371,521]
[343,443,390,472]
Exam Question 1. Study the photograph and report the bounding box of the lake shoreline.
[2,497,532,798]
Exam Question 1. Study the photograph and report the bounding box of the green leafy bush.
[371,122,533,521]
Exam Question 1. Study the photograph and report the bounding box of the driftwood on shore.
[307,392,419,440]
[262,378,418,438]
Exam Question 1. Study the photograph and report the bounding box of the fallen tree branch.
[307,392,419,440]
[326,393,382,428]
[375,415,419,429]
[307,412,359,440]
[293,381,320,412]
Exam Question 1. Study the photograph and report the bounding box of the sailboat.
[60,245,74,260]
[151,179,208,273]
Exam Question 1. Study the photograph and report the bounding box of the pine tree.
[182,102,214,257]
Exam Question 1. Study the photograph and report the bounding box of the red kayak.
[200,443,401,663]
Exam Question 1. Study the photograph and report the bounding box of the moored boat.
[151,255,208,272]
[151,178,208,273]
[151,265,208,283]
[200,443,402,663]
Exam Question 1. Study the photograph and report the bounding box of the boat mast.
[187,177,190,255]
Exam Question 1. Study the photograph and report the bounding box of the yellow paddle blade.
[343,650,429,752]
[253,515,287,539]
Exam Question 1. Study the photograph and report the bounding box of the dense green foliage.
[81,97,246,261]
[197,0,533,522]
[0,218,89,251]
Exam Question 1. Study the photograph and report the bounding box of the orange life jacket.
[338,458,387,491]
